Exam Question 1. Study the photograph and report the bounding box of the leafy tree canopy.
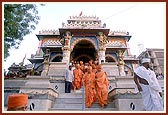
[4,4,42,60]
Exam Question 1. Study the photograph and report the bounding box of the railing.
[123,55,137,59]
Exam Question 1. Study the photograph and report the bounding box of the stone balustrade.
[39,30,60,35]
[109,31,129,36]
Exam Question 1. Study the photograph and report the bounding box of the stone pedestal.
[108,88,145,111]
[62,47,70,64]
[98,48,106,64]
[113,94,144,111]
[118,65,125,76]
[41,63,50,77]
[19,76,58,111]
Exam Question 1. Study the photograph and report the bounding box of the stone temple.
[4,14,164,111]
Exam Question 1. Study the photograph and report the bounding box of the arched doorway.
[71,39,97,63]
[51,54,63,62]
[105,54,117,62]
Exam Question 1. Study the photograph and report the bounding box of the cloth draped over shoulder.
[134,66,163,111]
[134,66,162,92]
[73,68,83,90]
[83,72,96,108]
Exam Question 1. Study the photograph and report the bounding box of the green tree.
[4,4,41,60]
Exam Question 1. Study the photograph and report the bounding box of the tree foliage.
[4,4,41,59]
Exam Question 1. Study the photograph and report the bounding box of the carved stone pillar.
[98,47,106,64]
[64,31,72,48]
[62,47,71,64]
[117,50,125,76]
[97,32,107,64]
[41,49,50,77]
[61,31,72,64]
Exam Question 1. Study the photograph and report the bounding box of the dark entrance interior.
[71,40,97,63]
[52,56,63,62]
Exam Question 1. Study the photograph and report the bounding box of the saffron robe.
[95,71,109,107]
[73,68,83,90]
[83,72,96,108]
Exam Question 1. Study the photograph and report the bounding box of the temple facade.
[29,14,139,77]
[4,14,164,111]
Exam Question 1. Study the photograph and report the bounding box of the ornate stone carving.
[63,31,72,46]
[42,39,62,47]
[39,30,59,35]
[117,50,125,65]
[64,31,72,40]
[106,40,126,48]
[62,14,102,29]
[43,49,50,64]
[42,49,50,76]
[97,32,108,47]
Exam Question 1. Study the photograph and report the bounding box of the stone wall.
[102,62,119,76]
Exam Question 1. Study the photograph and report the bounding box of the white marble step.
[50,92,117,111]
[49,107,117,111]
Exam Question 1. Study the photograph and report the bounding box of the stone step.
[49,107,118,111]
[52,103,84,109]
[91,102,115,108]
[52,102,115,108]
[55,98,84,103]
[50,91,117,111]
[48,108,83,111]
[85,107,118,111]
[58,92,83,98]
[54,96,115,106]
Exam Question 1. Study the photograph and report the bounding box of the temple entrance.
[70,39,97,63]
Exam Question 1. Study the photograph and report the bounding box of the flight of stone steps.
[49,89,117,111]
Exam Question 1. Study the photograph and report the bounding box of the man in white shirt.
[64,65,74,93]
[134,58,163,111]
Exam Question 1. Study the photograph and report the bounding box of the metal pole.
[82,82,85,111]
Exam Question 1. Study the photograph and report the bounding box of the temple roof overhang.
[123,55,139,62]
[8,66,24,71]
[106,47,127,51]
[124,59,139,64]
[28,59,44,63]
[28,56,44,63]
[108,35,132,41]
[36,35,61,40]
[40,46,62,52]
[59,28,110,36]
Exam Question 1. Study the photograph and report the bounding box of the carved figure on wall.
[43,49,50,64]
[42,49,50,76]
[64,31,72,46]
[64,31,72,40]
[117,50,125,65]
[97,32,108,46]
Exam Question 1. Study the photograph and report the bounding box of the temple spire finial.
[79,11,83,16]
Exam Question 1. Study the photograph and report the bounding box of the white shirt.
[64,69,74,82]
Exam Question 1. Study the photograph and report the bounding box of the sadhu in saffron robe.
[95,71,109,107]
